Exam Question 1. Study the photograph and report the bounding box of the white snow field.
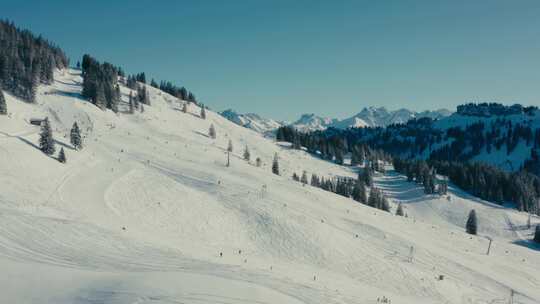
[1,69,539,304]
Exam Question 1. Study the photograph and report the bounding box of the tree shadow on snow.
[16,136,40,150]
[193,130,209,138]
[54,139,75,151]
[50,89,85,101]
[512,239,540,252]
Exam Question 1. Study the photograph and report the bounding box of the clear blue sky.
[4,0,540,121]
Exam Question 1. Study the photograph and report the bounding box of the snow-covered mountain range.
[220,107,452,134]
[220,109,283,135]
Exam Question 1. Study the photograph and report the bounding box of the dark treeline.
[277,125,392,166]
[277,103,540,214]
[81,54,122,111]
[82,54,154,112]
[278,115,540,169]
[293,162,390,213]
[150,79,198,104]
[392,159,448,196]
[0,20,68,102]
[394,158,539,215]
[457,103,537,117]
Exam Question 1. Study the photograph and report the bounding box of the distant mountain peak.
[219,109,282,135]
[221,107,453,134]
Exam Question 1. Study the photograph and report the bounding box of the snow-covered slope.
[1,69,539,304]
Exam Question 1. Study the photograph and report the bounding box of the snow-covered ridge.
[221,107,452,134]
[219,109,282,135]
[291,113,338,132]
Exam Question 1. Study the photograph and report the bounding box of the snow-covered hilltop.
[290,113,338,132]
[1,68,540,304]
[219,109,282,135]
[330,107,452,129]
[221,106,452,134]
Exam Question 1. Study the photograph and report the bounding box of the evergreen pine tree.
[243,145,250,161]
[438,179,448,195]
[227,139,233,152]
[396,203,404,216]
[350,152,359,166]
[256,157,262,167]
[311,174,320,187]
[272,153,279,175]
[301,171,308,185]
[188,92,196,103]
[335,149,344,165]
[292,172,299,181]
[111,84,120,113]
[368,187,379,208]
[128,92,134,114]
[182,102,188,113]
[58,147,66,163]
[535,225,540,243]
[360,169,373,187]
[381,195,390,212]
[466,209,478,235]
[70,122,82,150]
[200,104,206,119]
[209,124,216,139]
[95,83,107,109]
[39,117,55,155]
[352,180,367,203]
[0,90,7,115]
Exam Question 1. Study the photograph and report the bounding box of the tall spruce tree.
[58,147,66,163]
[311,174,320,187]
[200,104,206,119]
[272,153,280,175]
[352,180,367,203]
[128,91,135,114]
[111,84,120,113]
[466,209,478,235]
[0,90,7,115]
[301,171,308,185]
[368,187,379,208]
[209,124,216,139]
[243,145,250,161]
[39,117,55,155]
[182,102,188,113]
[381,195,390,212]
[70,122,82,150]
[396,203,404,216]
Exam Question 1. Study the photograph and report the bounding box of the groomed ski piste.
[1,69,539,304]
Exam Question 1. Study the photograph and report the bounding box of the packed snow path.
[1,69,539,303]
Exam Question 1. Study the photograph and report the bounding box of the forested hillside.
[0,20,68,102]
[277,103,540,214]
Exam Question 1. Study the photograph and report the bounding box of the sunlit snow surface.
[0,69,539,303]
